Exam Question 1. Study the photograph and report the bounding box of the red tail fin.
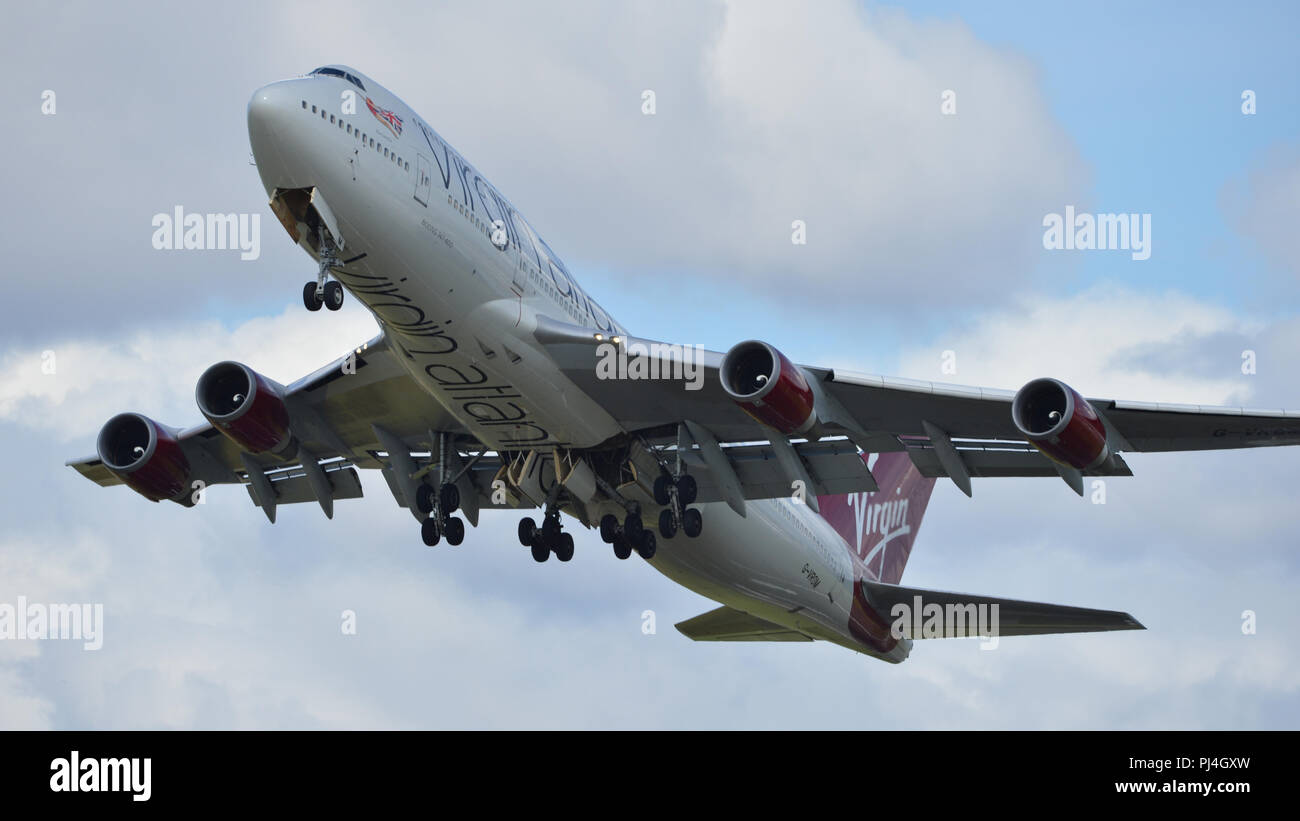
[817,452,936,584]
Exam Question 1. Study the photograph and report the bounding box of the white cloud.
[895,282,1266,405]
[0,303,379,443]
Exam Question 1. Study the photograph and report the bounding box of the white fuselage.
[247,70,906,662]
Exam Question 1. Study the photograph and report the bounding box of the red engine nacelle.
[196,361,294,455]
[1011,377,1110,470]
[719,340,817,436]
[96,412,192,502]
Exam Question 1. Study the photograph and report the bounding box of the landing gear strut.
[419,481,465,548]
[304,227,345,312]
[416,434,466,548]
[416,433,473,548]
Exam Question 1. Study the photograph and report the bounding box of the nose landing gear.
[303,227,345,312]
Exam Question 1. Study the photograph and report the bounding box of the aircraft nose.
[248,80,312,188]
[247,81,299,142]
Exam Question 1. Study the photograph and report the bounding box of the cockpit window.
[309,67,365,91]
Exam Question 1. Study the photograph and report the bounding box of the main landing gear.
[517,510,575,563]
[651,472,703,541]
[417,481,465,547]
[599,510,658,561]
[303,227,345,312]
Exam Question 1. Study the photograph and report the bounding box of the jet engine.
[196,361,294,455]
[96,412,192,502]
[1011,377,1110,470]
[719,340,817,436]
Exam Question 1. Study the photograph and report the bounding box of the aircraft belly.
[650,499,858,649]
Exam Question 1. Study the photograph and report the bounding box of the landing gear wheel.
[531,540,550,563]
[636,530,657,560]
[555,532,574,562]
[658,508,677,539]
[542,515,560,541]
[323,280,344,311]
[303,282,324,311]
[421,517,441,547]
[677,474,698,505]
[653,474,672,506]
[415,484,435,515]
[613,538,633,560]
[439,483,460,514]
[682,507,703,539]
[444,516,465,546]
[623,513,643,544]
[599,514,620,544]
[518,517,537,547]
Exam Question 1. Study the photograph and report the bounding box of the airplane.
[67,65,1300,663]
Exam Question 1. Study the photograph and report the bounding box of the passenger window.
[311,105,317,114]
[330,115,335,124]
[301,101,307,109]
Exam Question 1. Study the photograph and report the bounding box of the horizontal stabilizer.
[860,579,1144,638]
[675,606,812,642]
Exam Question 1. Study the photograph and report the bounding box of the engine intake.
[1011,378,1110,470]
[719,340,816,436]
[196,361,294,455]
[96,412,191,502]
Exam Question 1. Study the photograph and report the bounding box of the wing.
[535,317,1300,499]
[67,332,517,522]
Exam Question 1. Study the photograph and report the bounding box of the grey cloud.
[1221,141,1300,281]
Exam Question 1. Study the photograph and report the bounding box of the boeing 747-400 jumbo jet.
[68,67,1300,662]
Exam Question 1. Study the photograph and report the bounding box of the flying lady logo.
[365,97,403,138]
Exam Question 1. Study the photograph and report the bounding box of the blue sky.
[1,0,1297,729]
[918,0,1300,310]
